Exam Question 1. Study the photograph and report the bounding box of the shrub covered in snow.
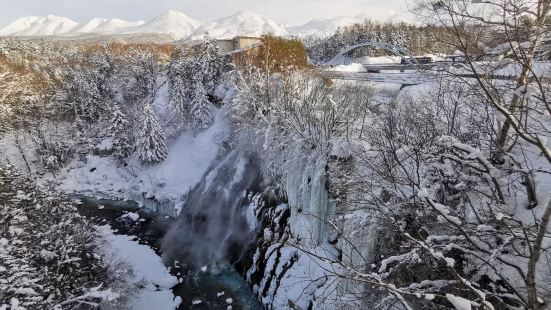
[0,165,124,309]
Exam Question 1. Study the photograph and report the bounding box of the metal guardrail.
[320,71,434,84]
[320,69,535,84]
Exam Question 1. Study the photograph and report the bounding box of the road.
[320,70,435,84]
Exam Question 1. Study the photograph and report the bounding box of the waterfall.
[161,150,263,266]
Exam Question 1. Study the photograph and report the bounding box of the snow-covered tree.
[119,49,159,107]
[0,104,12,135]
[190,70,213,130]
[109,105,133,160]
[0,166,124,308]
[168,49,195,121]
[137,103,168,163]
[195,35,224,95]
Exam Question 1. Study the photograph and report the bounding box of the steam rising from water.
[161,150,262,266]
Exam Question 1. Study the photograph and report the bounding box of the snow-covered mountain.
[289,13,370,38]
[122,10,202,40]
[0,15,78,37]
[190,10,288,40]
[72,18,145,34]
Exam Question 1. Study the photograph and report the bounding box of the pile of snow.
[0,15,78,37]
[190,10,288,40]
[289,13,370,38]
[97,225,181,310]
[123,10,202,40]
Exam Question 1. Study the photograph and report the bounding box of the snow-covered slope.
[123,10,202,40]
[289,13,370,38]
[0,15,78,36]
[190,10,288,40]
[72,18,145,34]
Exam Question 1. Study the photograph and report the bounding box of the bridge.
[321,41,520,84]
[326,41,420,67]
[320,71,435,84]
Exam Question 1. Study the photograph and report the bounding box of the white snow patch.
[97,225,179,310]
[446,294,475,310]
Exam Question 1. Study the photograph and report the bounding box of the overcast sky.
[0,0,414,27]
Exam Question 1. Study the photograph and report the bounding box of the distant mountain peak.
[0,15,78,37]
[190,10,288,40]
[123,10,202,39]
[0,10,368,40]
[289,13,371,38]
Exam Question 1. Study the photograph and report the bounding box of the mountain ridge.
[0,10,369,39]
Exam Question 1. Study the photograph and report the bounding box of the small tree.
[137,103,168,164]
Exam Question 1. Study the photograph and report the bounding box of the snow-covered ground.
[97,225,181,309]
[56,110,229,204]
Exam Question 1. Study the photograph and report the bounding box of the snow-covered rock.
[190,10,288,40]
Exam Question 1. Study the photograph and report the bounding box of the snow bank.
[97,225,180,309]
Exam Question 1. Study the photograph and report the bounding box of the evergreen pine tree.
[168,50,195,121]
[195,35,224,95]
[190,70,212,130]
[137,103,168,163]
[109,105,133,160]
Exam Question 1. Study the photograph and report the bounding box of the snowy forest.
[1,0,551,309]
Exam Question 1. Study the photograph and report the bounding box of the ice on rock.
[121,212,139,221]
[284,153,334,246]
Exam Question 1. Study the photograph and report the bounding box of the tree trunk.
[14,131,32,174]
[526,199,551,309]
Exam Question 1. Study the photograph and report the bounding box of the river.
[74,195,262,310]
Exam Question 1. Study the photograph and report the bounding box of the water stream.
[72,150,264,310]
